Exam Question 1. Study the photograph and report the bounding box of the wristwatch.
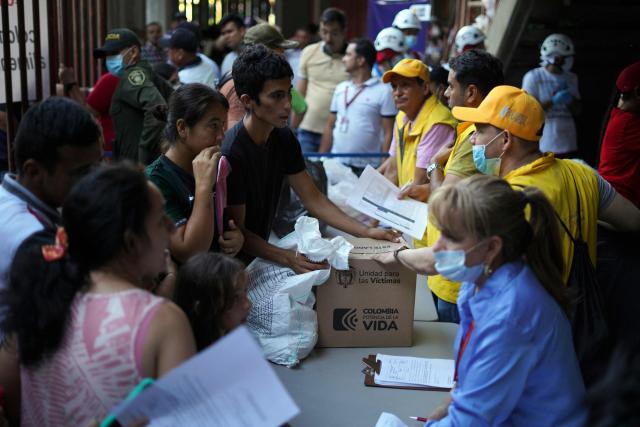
[426,162,443,179]
[393,245,409,262]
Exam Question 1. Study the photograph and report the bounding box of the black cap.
[94,28,141,58]
[169,28,198,53]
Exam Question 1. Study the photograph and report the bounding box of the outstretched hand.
[365,227,401,243]
[398,183,430,202]
[286,250,330,274]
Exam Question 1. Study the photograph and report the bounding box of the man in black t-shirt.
[223,44,399,273]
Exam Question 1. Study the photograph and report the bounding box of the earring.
[483,264,493,276]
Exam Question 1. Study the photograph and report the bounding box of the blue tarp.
[367,0,431,54]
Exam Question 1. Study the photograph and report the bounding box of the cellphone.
[100,378,155,427]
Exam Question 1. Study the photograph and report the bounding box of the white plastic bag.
[245,217,352,367]
[323,159,370,220]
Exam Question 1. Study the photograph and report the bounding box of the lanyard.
[453,321,475,383]
[344,84,367,110]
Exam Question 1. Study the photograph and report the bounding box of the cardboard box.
[316,237,416,347]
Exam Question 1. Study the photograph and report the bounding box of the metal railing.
[1,0,106,172]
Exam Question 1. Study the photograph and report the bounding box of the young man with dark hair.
[220,14,246,76]
[293,7,350,152]
[0,97,102,291]
[320,38,396,175]
[223,45,398,273]
[168,28,217,87]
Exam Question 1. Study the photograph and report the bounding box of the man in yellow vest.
[398,50,504,322]
[377,85,640,317]
[379,59,456,249]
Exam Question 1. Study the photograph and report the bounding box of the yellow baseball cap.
[382,59,430,84]
[452,85,545,142]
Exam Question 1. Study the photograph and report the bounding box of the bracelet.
[393,245,409,262]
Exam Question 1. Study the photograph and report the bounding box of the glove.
[552,89,573,105]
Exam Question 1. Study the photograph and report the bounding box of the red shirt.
[599,107,640,208]
[86,72,119,152]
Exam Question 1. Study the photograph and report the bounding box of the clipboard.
[361,354,452,392]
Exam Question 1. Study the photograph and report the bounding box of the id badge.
[339,116,349,133]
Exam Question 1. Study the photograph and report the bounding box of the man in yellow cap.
[377,85,640,314]
[380,58,456,249]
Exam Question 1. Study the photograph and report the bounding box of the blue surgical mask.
[405,35,417,50]
[472,130,504,176]
[106,54,125,76]
[434,241,487,283]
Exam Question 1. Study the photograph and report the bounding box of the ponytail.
[521,187,570,313]
[1,231,86,366]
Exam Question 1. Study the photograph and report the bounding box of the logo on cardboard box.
[335,268,355,288]
[333,308,358,331]
[333,308,400,332]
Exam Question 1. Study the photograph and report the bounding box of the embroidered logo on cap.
[499,106,527,126]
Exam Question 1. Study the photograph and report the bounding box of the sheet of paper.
[347,166,428,240]
[375,412,410,427]
[375,354,454,389]
[112,326,300,427]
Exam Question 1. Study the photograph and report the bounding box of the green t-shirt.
[145,154,196,227]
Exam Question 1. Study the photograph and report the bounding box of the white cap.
[374,27,406,53]
[455,25,486,53]
[392,9,421,31]
[540,33,575,57]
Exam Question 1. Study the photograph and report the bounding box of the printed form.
[111,326,299,426]
[375,354,454,389]
[347,166,428,240]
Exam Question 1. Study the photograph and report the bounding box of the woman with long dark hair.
[0,164,196,426]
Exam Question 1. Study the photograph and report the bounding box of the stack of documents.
[374,354,454,389]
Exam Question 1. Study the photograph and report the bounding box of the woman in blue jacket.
[424,175,586,426]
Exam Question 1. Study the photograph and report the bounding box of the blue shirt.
[426,261,587,427]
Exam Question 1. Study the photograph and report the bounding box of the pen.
[399,179,413,192]
[410,416,429,422]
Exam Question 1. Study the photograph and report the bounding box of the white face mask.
[434,240,489,283]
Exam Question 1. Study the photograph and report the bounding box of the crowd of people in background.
[0,5,639,426]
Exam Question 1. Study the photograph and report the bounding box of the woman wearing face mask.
[94,28,173,165]
[417,175,587,426]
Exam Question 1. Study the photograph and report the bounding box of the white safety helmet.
[540,33,575,57]
[454,25,486,53]
[392,9,421,31]
[374,27,406,53]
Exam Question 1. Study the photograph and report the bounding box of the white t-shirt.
[178,56,218,88]
[198,53,221,80]
[329,77,397,167]
[221,51,238,76]
[0,179,46,291]
[522,67,580,154]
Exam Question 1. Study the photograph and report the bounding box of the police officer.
[94,28,172,165]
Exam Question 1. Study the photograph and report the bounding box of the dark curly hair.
[14,96,100,174]
[232,43,293,104]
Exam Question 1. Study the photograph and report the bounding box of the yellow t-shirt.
[444,122,477,178]
[429,153,599,304]
[427,122,477,303]
[298,42,349,134]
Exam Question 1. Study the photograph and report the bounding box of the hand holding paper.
[347,166,428,240]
